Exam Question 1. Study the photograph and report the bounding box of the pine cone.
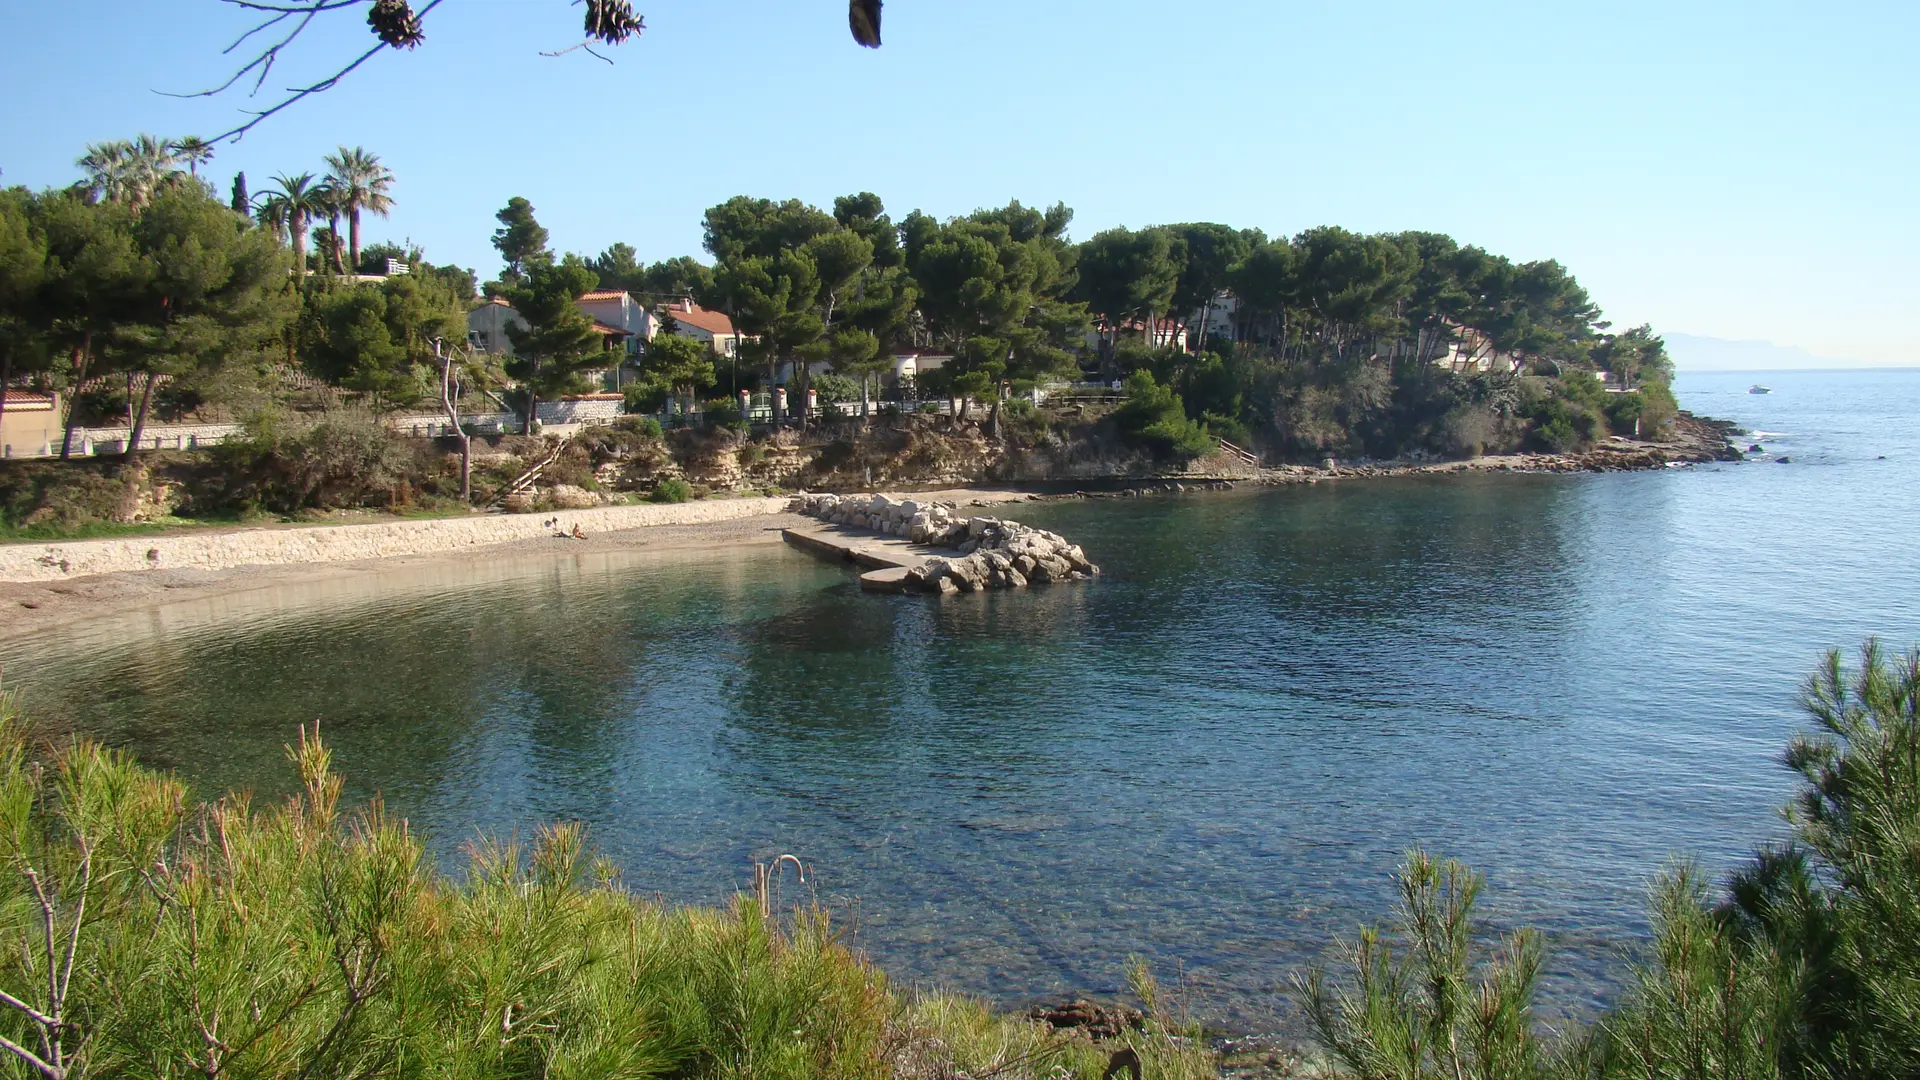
[368,0,426,49]
[584,0,644,45]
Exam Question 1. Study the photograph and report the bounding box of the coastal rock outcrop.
[1026,998,1146,1039]
[788,492,1099,594]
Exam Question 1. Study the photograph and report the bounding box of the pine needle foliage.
[1301,644,1920,1080]
[1579,640,1920,1080]
[0,691,1215,1080]
[1296,849,1551,1080]
[0,698,895,1079]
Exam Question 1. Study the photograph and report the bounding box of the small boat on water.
[1748,384,1773,394]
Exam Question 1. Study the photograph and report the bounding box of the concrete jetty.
[782,493,1099,594]
[780,523,943,593]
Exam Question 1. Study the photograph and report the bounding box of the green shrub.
[1579,641,1920,1079]
[0,683,1222,1080]
[1001,396,1035,419]
[196,411,415,515]
[1528,388,1605,453]
[811,373,860,407]
[1298,643,1920,1080]
[703,399,746,430]
[1605,390,1646,436]
[623,382,666,415]
[651,477,693,503]
[1638,380,1678,436]
[1200,409,1252,449]
[1117,370,1214,460]
[614,415,664,440]
[0,461,136,531]
[1534,409,1581,453]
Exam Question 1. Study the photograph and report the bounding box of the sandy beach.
[0,487,1040,643]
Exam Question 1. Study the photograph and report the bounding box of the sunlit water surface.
[5,368,1919,1030]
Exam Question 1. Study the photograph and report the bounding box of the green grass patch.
[0,514,250,544]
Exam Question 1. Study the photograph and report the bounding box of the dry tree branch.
[6,839,93,1078]
[537,41,617,64]
[222,0,364,13]
[55,842,90,1035]
[0,988,57,1032]
[159,3,332,101]
[163,0,445,143]
[209,36,389,143]
[0,1032,59,1080]
[174,0,655,142]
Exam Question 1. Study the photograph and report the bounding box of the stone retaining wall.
[0,497,790,583]
[387,398,627,438]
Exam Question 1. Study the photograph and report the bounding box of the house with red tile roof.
[655,298,748,358]
[575,290,656,348]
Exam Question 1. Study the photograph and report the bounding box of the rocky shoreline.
[1046,410,1743,498]
[2,412,1744,632]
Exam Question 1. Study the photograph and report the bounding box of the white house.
[1189,292,1241,345]
[467,296,638,392]
[887,353,950,389]
[656,298,745,358]
[575,290,656,350]
[1432,321,1524,374]
[468,293,644,358]
[466,297,525,355]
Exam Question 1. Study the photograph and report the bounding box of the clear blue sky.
[2,1,1915,365]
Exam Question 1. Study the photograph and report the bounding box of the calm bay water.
[4,368,1919,1029]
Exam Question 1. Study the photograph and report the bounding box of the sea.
[3,366,1917,1030]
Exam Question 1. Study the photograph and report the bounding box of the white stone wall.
[386,399,625,437]
[65,423,247,456]
[3,402,640,453]
[538,398,624,424]
[0,497,792,583]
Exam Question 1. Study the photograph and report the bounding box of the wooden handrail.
[487,435,573,507]
[1217,437,1259,466]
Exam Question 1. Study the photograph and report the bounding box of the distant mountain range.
[1664,334,1863,371]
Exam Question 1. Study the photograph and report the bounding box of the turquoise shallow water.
[3,368,1919,1030]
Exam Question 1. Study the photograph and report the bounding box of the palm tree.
[260,172,324,282]
[168,136,215,178]
[122,134,183,210]
[77,140,134,204]
[323,146,395,274]
[314,181,348,274]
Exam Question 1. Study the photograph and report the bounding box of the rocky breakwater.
[789,493,1099,594]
